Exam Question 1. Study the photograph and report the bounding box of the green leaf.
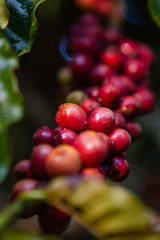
[4,0,46,55]
[0,0,9,29]
[148,0,160,27]
[1,177,160,239]
[0,229,60,240]
[0,31,23,183]
[44,177,160,240]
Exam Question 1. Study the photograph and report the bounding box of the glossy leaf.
[0,31,23,183]
[4,0,46,55]
[0,229,60,240]
[0,0,9,29]
[44,176,160,240]
[148,0,160,27]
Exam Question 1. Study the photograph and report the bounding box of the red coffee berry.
[103,27,122,44]
[10,179,40,218]
[99,83,120,109]
[120,38,138,58]
[32,126,55,146]
[31,144,53,178]
[10,179,39,201]
[108,75,127,95]
[56,103,88,132]
[113,110,126,129]
[81,166,107,180]
[38,205,71,234]
[90,64,114,85]
[118,95,141,119]
[80,98,101,117]
[92,0,113,15]
[109,128,131,154]
[56,128,77,145]
[137,43,154,66]
[134,86,155,114]
[101,46,122,71]
[79,13,98,25]
[69,52,94,76]
[88,107,115,134]
[124,58,148,82]
[107,156,130,181]
[119,75,136,94]
[72,130,108,167]
[45,144,82,177]
[69,36,100,56]
[125,121,142,142]
[14,159,33,181]
[97,132,114,155]
[85,86,100,100]
[82,24,103,39]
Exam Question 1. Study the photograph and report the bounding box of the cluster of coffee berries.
[10,12,155,235]
[58,12,155,179]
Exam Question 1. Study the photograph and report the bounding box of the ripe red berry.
[79,13,98,25]
[118,95,141,119]
[101,46,122,71]
[125,121,142,142]
[134,86,155,114]
[10,179,39,201]
[69,52,94,76]
[45,145,82,177]
[31,144,53,178]
[10,179,40,218]
[109,128,131,154]
[56,128,77,145]
[107,156,130,181]
[99,83,120,109]
[97,132,114,155]
[85,86,100,100]
[119,75,136,94]
[89,64,114,85]
[124,58,148,82]
[32,126,55,146]
[38,205,71,234]
[69,36,100,56]
[82,24,103,39]
[120,38,138,58]
[72,130,109,167]
[137,43,154,66]
[113,110,126,129]
[92,0,113,15]
[81,166,107,180]
[80,98,101,117]
[13,159,33,181]
[103,27,122,44]
[56,103,88,132]
[88,107,115,134]
[108,75,127,95]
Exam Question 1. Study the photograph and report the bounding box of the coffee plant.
[0,0,160,239]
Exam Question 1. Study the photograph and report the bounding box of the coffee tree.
[0,1,160,239]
